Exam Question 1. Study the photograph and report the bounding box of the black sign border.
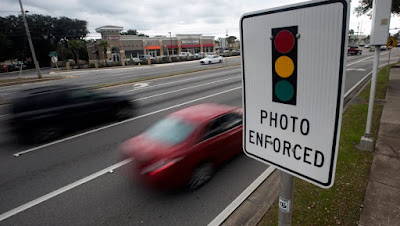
[241,0,348,188]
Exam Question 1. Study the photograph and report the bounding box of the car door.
[64,89,106,122]
[194,112,243,166]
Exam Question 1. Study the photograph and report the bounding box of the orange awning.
[146,46,161,50]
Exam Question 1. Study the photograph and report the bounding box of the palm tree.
[68,39,85,66]
[98,40,109,65]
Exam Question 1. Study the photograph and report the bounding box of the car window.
[202,112,242,141]
[145,116,196,146]
[67,89,101,102]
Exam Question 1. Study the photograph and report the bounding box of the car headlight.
[141,157,183,175]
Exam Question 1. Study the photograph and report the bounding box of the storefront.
[88,26,216,62]
[146,46,161,57]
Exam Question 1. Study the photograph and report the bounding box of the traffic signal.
[271,26,297,105]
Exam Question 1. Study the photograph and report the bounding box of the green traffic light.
[275,80,294,102]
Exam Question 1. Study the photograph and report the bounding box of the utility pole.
[19,0,42,79]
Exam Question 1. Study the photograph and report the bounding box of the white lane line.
[13,86,242,157]
[208,167,276,226]
[346,51,389,67]
[344,62,396,97]
[119,68,240,93]
[346,56,374,66]
[133,76,240,101]
[0,158,132,222]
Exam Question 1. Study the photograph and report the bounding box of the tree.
[120,29,138,35]
[226,36,237,44]
[355,0,400,16]
[68,39,85,65]
[138,33,149,37]
[98,40,109,64]
[0,14,88,66]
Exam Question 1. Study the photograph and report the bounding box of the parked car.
[179,52,195,59]
[120,103,243,191]
[231,49,241,56]
[139,54,156,60]
[200,55,223,64]
[380,46,388,51]
[128,57,143,64]
[9,85,135,143]
[364,44,370,48]
[194,52,205,58]
[347,46,362,55]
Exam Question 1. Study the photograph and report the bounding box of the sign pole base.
[278,171,294,226]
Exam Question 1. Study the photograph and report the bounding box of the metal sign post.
[278,172,294,226]
[359,0,392,151]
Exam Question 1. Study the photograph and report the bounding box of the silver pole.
[278,171,295,226]
[386,48,391,77]
[365,46,380,135]
[19,0,42,79]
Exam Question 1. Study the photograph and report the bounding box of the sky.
[1,0,399,40]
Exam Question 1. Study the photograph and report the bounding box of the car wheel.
[115,105,133,120]
[208,61,212,64]
[188,163,214,190]
[219,59,222,63]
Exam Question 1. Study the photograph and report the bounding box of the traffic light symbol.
[272,26,298,105]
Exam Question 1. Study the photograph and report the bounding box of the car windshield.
[205,55,214,58]
[145,116,196,146]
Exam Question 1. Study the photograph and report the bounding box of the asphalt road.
[0,48,399,225]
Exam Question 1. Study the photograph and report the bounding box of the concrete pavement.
[359,64,400,225]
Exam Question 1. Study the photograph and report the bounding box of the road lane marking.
[132,82,149,90]
[0,158,132,222]
[346,51,389,67]
[119,68,240,93]
[347,68,366,71]
[344,62,396,97]
[133,76,240,101]
[208,167,276,226]
[0,114,9,118]
[13,86,242,157]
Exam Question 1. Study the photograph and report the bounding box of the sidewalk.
[359,64,400,225]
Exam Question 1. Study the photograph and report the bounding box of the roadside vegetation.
[258,65,391,225]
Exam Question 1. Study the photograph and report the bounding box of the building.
[87,25,216,64]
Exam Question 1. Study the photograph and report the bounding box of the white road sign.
[241,0,349,188]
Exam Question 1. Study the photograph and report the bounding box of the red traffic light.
[274,30,295,54]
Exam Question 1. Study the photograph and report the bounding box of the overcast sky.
[1,0,399,39]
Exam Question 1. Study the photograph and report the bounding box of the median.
[258,65,391,225]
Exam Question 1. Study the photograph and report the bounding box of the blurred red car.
[120,103,243,190]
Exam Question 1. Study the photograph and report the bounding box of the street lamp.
[169,32,173,56]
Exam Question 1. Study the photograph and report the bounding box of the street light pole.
[169,32,173,63]
[19,0,42,79]
[169,32,173,55]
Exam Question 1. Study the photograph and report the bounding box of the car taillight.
[141,157,183,176]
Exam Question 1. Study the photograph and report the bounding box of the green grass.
[258,65,391,226]
[0,76,64,87]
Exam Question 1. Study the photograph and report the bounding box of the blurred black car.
[9,85,135,142]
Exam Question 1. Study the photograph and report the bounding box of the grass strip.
[258,65,391,225]
[0,76,65,87]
